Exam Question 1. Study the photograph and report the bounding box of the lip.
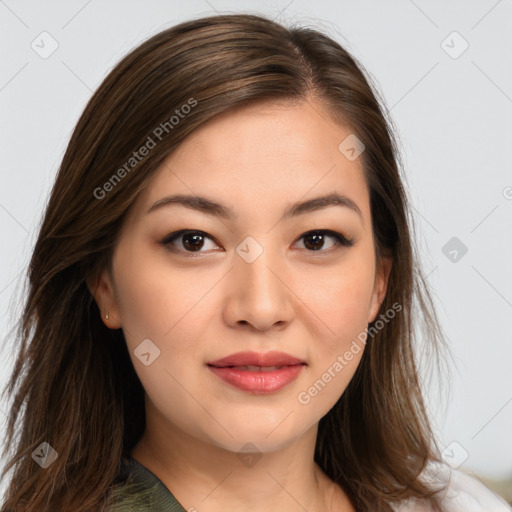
[207,351,306,394]
[208,350,305,368]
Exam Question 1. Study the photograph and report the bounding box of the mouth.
[207,361,306,394]
[207,350,305,368]
[213,364,299,371]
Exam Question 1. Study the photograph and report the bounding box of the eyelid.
[160,229,355,255]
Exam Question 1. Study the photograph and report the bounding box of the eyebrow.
[146,192,362,221]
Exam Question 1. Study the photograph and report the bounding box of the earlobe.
[368,255,393,324]
[86,267,121,329]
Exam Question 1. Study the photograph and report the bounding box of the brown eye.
[302,231,329,251]
[162,230,218,253]
[161,229,354,256]
[181,232,205,251]
[297,230,354,252]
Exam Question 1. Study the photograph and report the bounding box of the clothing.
[108,456,511,511]
[108,456,185,511]
[390,461,512,512]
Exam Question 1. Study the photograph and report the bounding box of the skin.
[88,97,392,512]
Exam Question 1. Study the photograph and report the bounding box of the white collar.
[390,461,511,512]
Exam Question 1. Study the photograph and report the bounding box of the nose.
[223,242,295,332]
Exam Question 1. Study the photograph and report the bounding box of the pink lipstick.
[207,351,306,394]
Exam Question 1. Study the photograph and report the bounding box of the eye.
[160,229,354,255]
[295,230,354,252]
[161,230,219,255]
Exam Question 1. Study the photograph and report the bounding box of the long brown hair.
[1,13,449,511]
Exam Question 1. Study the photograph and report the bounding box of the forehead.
[131,99,370,225]
[167,99,359,169]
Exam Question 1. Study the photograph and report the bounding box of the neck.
[130,406,355,512]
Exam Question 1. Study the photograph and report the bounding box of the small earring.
[105,313,109,320]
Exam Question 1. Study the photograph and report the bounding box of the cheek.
[289,256,374,414]
[111,247,213,427]
[292,253,375,352]
[294,260,372,413]
[113,240,206,339]
[112,243,221,385]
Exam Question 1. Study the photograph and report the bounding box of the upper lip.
[208,351,306,368]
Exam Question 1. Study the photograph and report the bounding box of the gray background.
[1,0,511,494]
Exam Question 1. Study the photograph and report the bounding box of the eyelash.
[160,229,354,256]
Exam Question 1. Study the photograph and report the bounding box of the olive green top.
[108,457,511,511]
[108,456,186,511]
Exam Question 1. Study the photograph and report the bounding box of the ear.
[368,254,393,324]
[86,266,122,329]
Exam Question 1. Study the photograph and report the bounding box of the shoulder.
[106,456,186,512]
[390,461,512,512]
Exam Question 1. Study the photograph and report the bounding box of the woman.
[1,12,509,512]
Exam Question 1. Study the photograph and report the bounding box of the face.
[89,98,391,454]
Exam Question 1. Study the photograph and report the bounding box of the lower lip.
[207,364,305,394]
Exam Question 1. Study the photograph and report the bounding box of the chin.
[200,415,313,453]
